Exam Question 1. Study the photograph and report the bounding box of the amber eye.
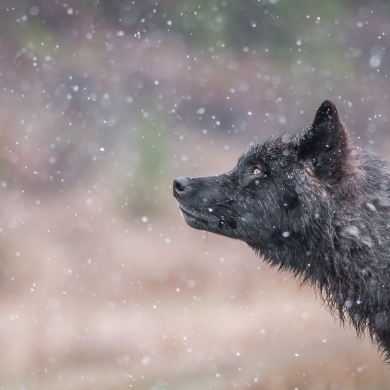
[253,167,262,175]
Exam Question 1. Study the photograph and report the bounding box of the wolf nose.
[173,177,191,197]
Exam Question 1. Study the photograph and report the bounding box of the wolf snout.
[173,177,192,198]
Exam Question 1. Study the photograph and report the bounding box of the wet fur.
[174,100,390,362]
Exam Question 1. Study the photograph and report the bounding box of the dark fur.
[173,100,390,362]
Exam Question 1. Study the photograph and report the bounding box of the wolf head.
[174,100,390,361]
[173,100,355,268]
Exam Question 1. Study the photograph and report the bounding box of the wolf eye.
[253,167,262,175]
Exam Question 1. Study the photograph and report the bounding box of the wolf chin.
[174,100,390,362]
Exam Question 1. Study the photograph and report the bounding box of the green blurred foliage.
[125,110,168,216]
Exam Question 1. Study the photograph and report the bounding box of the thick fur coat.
[174,100,390,361]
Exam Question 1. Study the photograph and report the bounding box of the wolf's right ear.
[298,100,349,180]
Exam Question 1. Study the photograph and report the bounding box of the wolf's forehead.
[239,135,297,165]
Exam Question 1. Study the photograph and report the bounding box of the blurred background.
[0,0,389,388]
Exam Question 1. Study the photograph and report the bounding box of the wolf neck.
[253,150,390,321]
[255,230,334,281]
[253,228,369,317]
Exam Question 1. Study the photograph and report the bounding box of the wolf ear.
[298,100,349,180]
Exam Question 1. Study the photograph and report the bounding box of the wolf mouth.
[178,204,237,234]
[179,206,209,227]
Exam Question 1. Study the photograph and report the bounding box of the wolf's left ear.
[298,100,349,179]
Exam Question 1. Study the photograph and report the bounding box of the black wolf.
[173,100,390,362]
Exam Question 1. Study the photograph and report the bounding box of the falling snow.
[0,0,388,388]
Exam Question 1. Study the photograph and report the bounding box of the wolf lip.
[179,206,198,219]
[179,206,233,234]
[179,206,208,224]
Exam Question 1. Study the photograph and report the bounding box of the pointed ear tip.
[320,99,337,110]
[316,99,340,120]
